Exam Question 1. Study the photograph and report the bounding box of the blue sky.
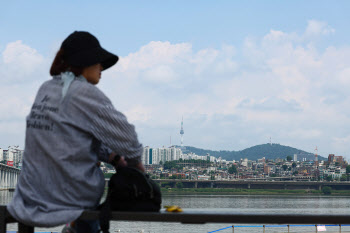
[1,1,350,159]
[2,1,350,55]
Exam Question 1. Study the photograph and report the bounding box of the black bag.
[99,167,161,233]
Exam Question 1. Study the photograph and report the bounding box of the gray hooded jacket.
[7,73,142,227]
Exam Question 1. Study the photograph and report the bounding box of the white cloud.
[0,41,50,148]
[115,41,192,73]
[2,20,350,159]
[331,135,350,157]
[109,41,238,86]
[143,65,178,83]
[0,87,33,121]
[0,121,26,147]
[337,67,350,85]
[2,41,40,64]
[263,30,288,43]
[305,20,335,37]
[98,21,350,158]
[124,105,152,123]
[0,40,47,83]
[287,129,323,139]
[238,97,302,112]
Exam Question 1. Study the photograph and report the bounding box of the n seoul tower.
[180,117,184,148]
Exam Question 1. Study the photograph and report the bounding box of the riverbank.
[161,188,350,196]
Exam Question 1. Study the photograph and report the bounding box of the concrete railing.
[153,179,350,190]
[1,205,350,233]
[0,164,20,190]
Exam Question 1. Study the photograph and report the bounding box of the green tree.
[326,175,333,181]
[322,186,332,195]
[282,165,288,171]
[346,165,350,174]
[175,182,183,189]
[228,165,237,174]
[286,156,292,161]
[292,162,297,168]
[340,175,347,181]
[164,161,179,170]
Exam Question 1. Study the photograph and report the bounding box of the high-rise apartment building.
[3,150,8,161]
[0,146,24,167]
[13,150,23,167]
[293,154,298,162]
[149,148,159,164]
[142,146,150,165]
[141,146,184,165]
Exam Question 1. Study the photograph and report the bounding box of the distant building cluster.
[139,148,349,182]
[257,154,348,181]
[323,154,347,179]
[142,146,218,165]
[0,146,24,168]
[2,141,349,183]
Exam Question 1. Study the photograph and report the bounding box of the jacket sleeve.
[70,83,143,163]
[92,102,142,163]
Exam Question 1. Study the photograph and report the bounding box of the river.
[2,191,350,232]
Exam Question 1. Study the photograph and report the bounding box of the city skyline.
[1,1,350,159]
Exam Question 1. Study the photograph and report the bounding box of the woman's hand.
[117,156,127,167]
[109,153,128,168]
[110,153,145,172]
[135,162,145,172]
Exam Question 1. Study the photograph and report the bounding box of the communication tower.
[314,146,319,180]
[315,146,318,168]
[180,117,184,148]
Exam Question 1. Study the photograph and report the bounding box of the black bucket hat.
[61,31,118,71]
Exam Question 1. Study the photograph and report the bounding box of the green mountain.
[179,143,324,161]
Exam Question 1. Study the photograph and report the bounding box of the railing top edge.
[2,205,350,225]
[79,210,350,224]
